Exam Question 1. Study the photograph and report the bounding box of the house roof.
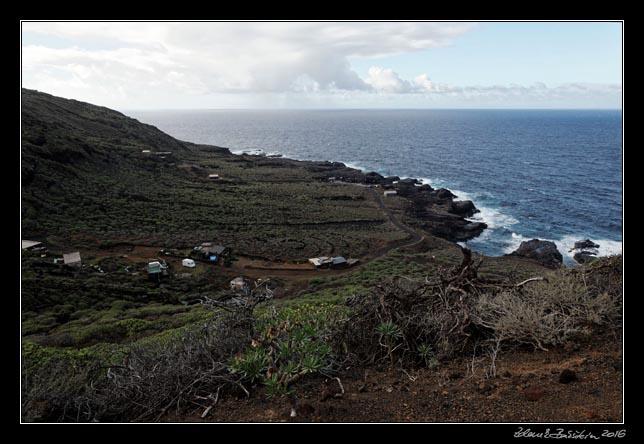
[205,245,226,255]
[22,240,42,249]
[331,257,347,264]
[309,257,332,266]
[63,252,81,264]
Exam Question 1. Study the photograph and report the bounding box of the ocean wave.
[466,206,519,230]
[557,235,623,259]
[502,232,622,263]
[502,232,533,254]
[343,161,368,172]
[450,188,519,230]
[417,177,439,187]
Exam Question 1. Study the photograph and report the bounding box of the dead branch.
[515,277,546,287]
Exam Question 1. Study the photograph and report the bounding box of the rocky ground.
[169,333,623,423]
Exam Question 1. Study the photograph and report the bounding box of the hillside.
[20,90,622,423]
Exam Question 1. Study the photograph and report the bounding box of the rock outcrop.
[569,238,600,265]
[449,200,478,218]
[392,179,486,242]
[304,162,487,243]
[571,239,600,250]
[508,239,563,268]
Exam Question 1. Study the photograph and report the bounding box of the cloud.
[21,22,621,108]
[365,67,414,93]
[21,22,474,104]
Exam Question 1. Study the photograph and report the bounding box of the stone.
[508,239,563,268]
[571,239,600,251]
[573,251,598,265]
[524,386,546,401]
[449,200,478,217]
[559,369,578,384]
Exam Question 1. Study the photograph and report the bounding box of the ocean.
[128,109,623,264]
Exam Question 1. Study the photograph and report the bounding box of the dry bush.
[341,247,485,365]
[473,257,622,351]
[342,251,623,369]
[22,355,98,422]
[22,284,272,422]
[95,309,251,421]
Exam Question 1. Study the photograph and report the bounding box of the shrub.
[230,304,341,398]
[473,263,623,350]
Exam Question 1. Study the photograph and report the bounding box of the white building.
[182,258,196,268]
[63,252,82,267]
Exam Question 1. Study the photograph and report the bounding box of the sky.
[21,21,622,110]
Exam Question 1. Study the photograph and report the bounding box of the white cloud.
[21,22,621,109]
[21,22,474,106]
[365,66,413,93]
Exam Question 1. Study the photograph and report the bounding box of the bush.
[473,262,623,350]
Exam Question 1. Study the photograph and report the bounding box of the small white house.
[384,190,397,197]
[182,258,196,268]
[63,252,82,267]
[208,174,220,180]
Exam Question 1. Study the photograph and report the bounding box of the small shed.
[330,257,348,269]
[208,174,220,180]
[181,258,196,268]
[147,261,162,274]
[63,252,82,267]
[384,190,397,197]
[192,243,229,262]
[141,150,151,154]
[309,257,332,267]
[22,240,42,250]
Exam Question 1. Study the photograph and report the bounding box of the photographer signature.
[515,427,626,439]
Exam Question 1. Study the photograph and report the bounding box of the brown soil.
[166,335,622,423]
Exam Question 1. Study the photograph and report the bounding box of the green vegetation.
[231,304,342,397]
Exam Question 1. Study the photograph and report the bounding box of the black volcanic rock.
[398,178,421,187]
[568,239,600,265]
[571,239,600,251]
[392,179,487,242]
[449,200,478,217]
[436,188,456,199]
[509,239,563,268]
[364,171,385,184]
[573,251,598,265]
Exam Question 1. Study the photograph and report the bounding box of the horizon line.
[122,107,623,112]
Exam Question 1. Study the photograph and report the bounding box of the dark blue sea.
[128,109,623,264]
